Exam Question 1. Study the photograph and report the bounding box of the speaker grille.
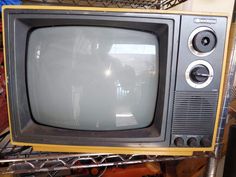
[172,91,218,135]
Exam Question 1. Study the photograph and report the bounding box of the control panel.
[171,15,227,147]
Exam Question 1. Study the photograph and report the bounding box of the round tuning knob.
[190,64,210,83]
[185,60,214,89]
[188,27,217,56]
[192,30,216,53]
[200,137,211,147]
[187,137,198,147]
[174,137,184,147]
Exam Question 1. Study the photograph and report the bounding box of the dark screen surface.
[27,26,158,131]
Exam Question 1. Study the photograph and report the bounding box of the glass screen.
[27,26,158,130]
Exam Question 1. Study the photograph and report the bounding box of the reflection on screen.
[27,26,158,130]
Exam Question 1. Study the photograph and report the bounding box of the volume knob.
[188,27,217,56]
[174,137,184,147]
[187,138,198,147]
[192,30,217,53]
[200,137,211,147]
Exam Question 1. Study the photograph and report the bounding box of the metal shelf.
[0,131,209,175]
[22,0,187,9]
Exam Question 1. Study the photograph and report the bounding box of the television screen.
[27,26,158,131]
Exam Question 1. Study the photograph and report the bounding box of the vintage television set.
[2,6,230,155]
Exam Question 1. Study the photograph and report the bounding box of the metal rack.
[22,0,187,9]
[0,131,209,175]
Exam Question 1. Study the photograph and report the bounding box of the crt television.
[2,6,230,156]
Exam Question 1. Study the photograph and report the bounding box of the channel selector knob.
[190,64,210,83]
[185,60,214,89]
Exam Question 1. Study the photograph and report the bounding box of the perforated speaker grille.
[172,91,218,135]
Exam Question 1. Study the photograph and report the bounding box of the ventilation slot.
[172,91,218,135]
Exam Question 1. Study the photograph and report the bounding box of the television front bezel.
[4,7,179,147]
